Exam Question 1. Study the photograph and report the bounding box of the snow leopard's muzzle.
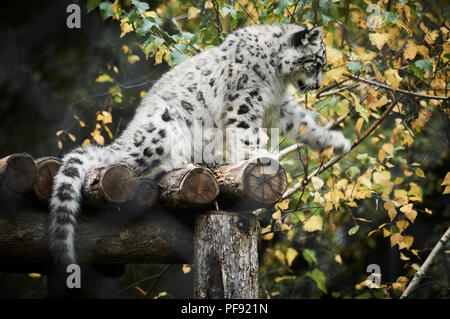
[297,80,320,92]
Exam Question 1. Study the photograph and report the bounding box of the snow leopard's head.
[280,26,326,93]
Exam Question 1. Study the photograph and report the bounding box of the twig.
[400,226,450,299]
[344,73,449,100]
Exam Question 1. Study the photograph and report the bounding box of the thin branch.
[401,226,450,299]
[344,74,449,100]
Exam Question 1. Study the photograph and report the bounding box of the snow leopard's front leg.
[222,94,273,162]
[277,93,351,153]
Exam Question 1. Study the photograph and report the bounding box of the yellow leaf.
[182,264,191,274]
[444,185,450,195]
[355,117,363,140]
[378,149,386,162]
[400,252,410,261]
[127,55,140,64]
[95,74,113,83]
[82,139,91,147]
[385,68,402,91]
[68,133,76,142]
[382,143,394,156]
[28,273,41,278]
[396,220,409,233]
[56,130,64,136]
[369,32,390,50]
[188,7,201,19]
[400,204,417,223]
[326,48,344,65]
[441,172,450,186]
[276,199,290,210]
[311,176,324,191]
[415,168,425,178]
[101,111,113,124]
[424,208,432,215]
[57,140,63,150]
[390,233,403,248]
[384,200,397,221]
[335,254,343,264]
[92,134,105,146]
[286,248,298,267]
[399,235,414,250]
[120,17,133,38]
[383,228,391,238]
[302,215,323,232]
[368,229,378,237]
[272,210,281,220]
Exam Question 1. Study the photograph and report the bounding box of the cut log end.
[84,164,137,205]
[33,157,62,202]
[0,153,38,193]
[243,157,287,204]
[180,167,219,205]
[100,164,137,203]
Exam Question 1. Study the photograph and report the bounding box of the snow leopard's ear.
[291,27,323,47]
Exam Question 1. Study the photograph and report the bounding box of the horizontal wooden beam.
[0,206,195,264]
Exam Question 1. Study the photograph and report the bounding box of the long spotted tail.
[48,146,107,265]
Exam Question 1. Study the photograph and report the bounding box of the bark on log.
[134,177,159,207]
[0,208,194,264]
[33,157,62,202]
[194,211,260,299]
[157,164,219,208]
[83,164,137,205]
[212,157,287,206]
[0,153,38,195]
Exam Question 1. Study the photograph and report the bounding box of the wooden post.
[134,177,159,207]
[33,157,62,202]
[0,153,38,195]
[194,210,260,299]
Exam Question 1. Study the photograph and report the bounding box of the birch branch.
[344,73,449,100]
[400,225,450,299]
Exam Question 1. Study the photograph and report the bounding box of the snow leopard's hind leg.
[48,145,114,266]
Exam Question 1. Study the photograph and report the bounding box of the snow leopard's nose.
[312,81,320,90]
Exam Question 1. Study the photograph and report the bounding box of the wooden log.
[194,210,260,299]
[83,164,137,205]
[0,208,194,264]
[157,164,219,208]
[134,177,159,207]
[0,153,38,195]
[212,157,287,205]
[33,157,62,202]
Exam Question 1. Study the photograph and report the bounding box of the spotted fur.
[48,24,351,265]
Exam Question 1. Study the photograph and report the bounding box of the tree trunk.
[0,153,38,196]
[157,164,219,208]
[194,210,260,299]
[83,164,137,205]
[33,157,62,202]
[211,157,287,207]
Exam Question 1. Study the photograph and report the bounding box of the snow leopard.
[48,24,351,265]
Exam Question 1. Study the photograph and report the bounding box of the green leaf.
[306,269,327,293]
[87,0,102,13]
[99,2,114,20]
[348,224,360,236]
[346,166,361,180]
[415,59,433,74]
[136,18,157,37]
[168,44,189,67]
[302,249,317,266]
[347,61,362,74]
[132,0,149,14]
[95,74,113,83]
